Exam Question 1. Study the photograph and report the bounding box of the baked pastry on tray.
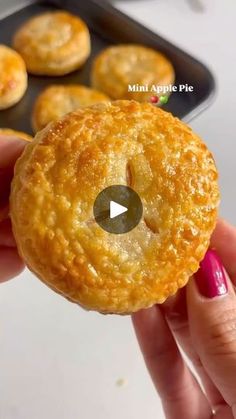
[91,44,175,102]
[10,101,219,314]
[13,11,91,76]
[0,45,27,110]
[32,84,110,132]
[0,128,32,142]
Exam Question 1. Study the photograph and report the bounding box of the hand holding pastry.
[132,219,236,419]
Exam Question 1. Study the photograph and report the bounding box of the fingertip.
[210,220,236,284]
[186,250,234,304]
[186,275,199,303]
[0,134,27,145]
[0,204,9,223]
[0,136,27,169]
[161,288,187,319]
[0,247,25,282]
[0,218,17,247]
[132,305,156,331]
[211,218,236,247]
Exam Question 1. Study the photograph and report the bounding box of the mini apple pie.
[13,11,91,76]
[10,101,219,314]
[0,45,27,110]
[32,84,110,132]
[91,44,175,102]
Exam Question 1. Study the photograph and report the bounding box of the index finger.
[132,306,211,418]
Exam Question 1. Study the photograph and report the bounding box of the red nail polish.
[195,250,228,298]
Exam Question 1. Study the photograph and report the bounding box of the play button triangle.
[110,201,128,219]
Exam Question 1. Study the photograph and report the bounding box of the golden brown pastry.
[91,44,175,102]
[13,11,91,76]
[0,45,27,110]
[0,128,32,142]
[10,101,219,314]
[32,84,110,132]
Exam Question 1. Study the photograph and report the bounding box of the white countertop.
[0,1,235,418]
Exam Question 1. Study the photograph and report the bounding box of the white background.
[0,1,236,418]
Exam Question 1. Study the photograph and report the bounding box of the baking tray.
[0,0,216,135]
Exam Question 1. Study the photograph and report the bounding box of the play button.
[110,201,128,219]
[93,185,143,234]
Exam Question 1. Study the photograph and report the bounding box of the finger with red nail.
[133,219,236,418]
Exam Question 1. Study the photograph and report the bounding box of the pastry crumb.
[116,378,128,387]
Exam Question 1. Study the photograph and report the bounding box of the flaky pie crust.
[10,101,219,314]
[13,11,91,76]
[91,44,175,102]
[32,84,110,132]
[0,44,27,110]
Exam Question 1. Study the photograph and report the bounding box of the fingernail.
[195,249,228,298]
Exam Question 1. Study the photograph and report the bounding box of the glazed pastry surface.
[32,84,110,132]
[13,11,91,76]
[10,101,219,314]
[91,44,175,102]
[0,44,27,110]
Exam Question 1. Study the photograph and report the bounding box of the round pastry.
[0,45,27,110]
[10,101,219,314]
[13,11,91,76]
[91,44,175,102]
[32,84,110,132]
[0,128,32,142]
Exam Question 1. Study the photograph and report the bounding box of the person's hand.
[0,136,26,282]
[132,219,236,419]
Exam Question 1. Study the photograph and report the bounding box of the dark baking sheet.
[0,0,215,135]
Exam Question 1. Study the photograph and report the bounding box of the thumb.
[0,136,27,221]
[0,135,27,168]
[187,249,236,412]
